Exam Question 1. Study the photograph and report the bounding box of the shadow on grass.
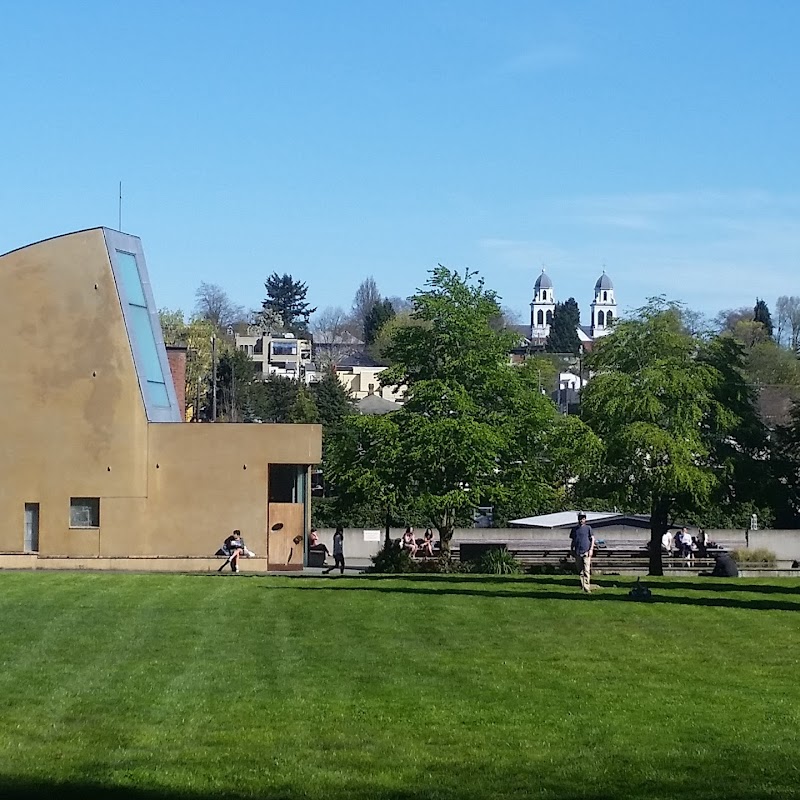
[1,770,798,800]
[350,572,800,596]
[524,574,800,596]
[271,579,800,612]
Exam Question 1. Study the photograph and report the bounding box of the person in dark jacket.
[323,525,345,575]
[711,552,739,578]
[569,513,595,593]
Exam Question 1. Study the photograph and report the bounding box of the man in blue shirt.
[569,513,595,593]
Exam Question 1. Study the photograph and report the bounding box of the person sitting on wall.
[661,529,674,554]
[307,527,330,567]
[309,528,330,556]
[218,529,244,573]
[401,527,418,557]
[419,528,435,557]
[677,527,694,559]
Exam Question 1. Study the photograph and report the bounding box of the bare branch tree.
[351,277,381,335]
[680,307,713,339]
[776,295,800,351]
[310,306,362,368]
[385,295,413,314]
[194,282,246,331]
[714,306,753,334]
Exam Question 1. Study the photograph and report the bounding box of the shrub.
[416,556,473,574]
[475,549,523,575]
[731,548,777,567]
[368,541,417,574]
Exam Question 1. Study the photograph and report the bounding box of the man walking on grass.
[570,513,595,594]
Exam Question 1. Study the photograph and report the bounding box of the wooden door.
[268,503,305,569]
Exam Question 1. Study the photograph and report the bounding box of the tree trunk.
[435,512,455,558]
[649,499,669,576]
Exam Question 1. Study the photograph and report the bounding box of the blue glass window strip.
[116,250,147,306]
[147,380,171,408]
[116,249,171,410]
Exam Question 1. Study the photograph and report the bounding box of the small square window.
[70,497,100,528]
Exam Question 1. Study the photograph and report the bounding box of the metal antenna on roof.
[118,181,123,232]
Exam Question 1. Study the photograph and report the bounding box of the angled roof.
[509,511,651,529]
[357,394,401,415]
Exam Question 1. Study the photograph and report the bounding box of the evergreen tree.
[250,374,300,423]
[262,273,316,335]
[289,386,319,423]
[213,349,257,422]
[364,299,395,346]
[754,298,774,338]
[545,298,581,354]
[310,367,356,430]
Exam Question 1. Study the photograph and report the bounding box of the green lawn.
[0,572,799,800]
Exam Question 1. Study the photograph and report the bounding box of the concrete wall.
[0,229,322,565]
[748,531,800,561]
[312,526,769,562]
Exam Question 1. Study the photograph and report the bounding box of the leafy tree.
[519,355,560,395]
[327,267,598,552]
[262,273,316,335]
[545,298,581,354]
[363,299,395,347]
[194,282,245,330]
[722,318,800,427]
[159,308,187,345]
[775,401,800,526]
[581,301,765,575]
[380,266,517,398]
[754,298,774,338]
[159,310,218,421]
[367,310,419,366]
[730,319,770,349]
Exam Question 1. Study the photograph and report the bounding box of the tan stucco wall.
[0,230,149,553]
[0,229,321,562]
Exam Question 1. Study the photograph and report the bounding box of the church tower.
[530,269,556,338]
[590,272,617,338]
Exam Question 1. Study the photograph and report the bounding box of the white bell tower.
[530,269,556,338]
[590,272,617,338]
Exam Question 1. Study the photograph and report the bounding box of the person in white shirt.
[661,530,674,553]
[678,527,694,558]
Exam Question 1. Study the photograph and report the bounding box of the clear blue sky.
[2,1,799,326]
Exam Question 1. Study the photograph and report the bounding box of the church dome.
[594,272,613,291]
[534,270,553,290]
